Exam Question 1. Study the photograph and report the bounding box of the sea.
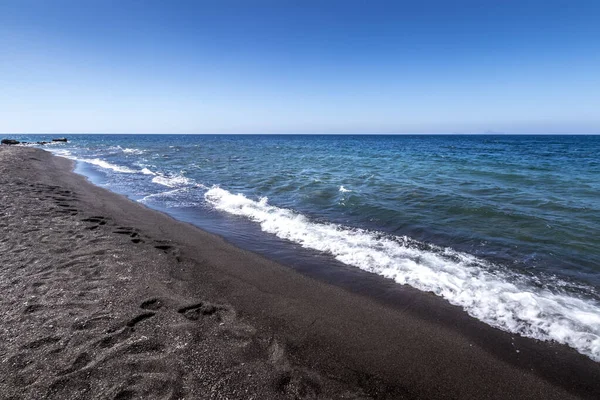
[12,134,600,362]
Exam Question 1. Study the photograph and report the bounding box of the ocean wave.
[204,186,600,362]
[47,149,73,157]
[139,186,206,208]
[139,187,188,203]
[47,149,196,188]
[79,158,140,174]
[50,150,157,177]
[152,173,193,188]
[339,185,351,192]
[140,167,156,175]
[123,147,144,155]
[104,145,145,155]
[40,141,65,146]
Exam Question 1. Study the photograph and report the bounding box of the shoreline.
[1,146,599,399]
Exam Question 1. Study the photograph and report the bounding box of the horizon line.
[2,132,600,136]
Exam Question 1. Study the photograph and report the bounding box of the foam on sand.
[204,186,600,362]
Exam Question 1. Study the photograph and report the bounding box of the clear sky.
[1,0,599,134]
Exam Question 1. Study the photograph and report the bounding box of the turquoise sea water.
[13,134,600,361]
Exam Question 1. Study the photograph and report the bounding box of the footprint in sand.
[113,227,145,244]
[177,302,233,323]
[126,312,156,328]
[81,216,109,230]
[140,298,163,311]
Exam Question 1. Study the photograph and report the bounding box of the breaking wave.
[79,158,140,174]
[151,173,194,188]
[204,186,600,362]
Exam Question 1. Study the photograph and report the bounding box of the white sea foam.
[50,150,154,176]
[339,185,351,193]
[140,167,155,175]
[39,141,64,146]
[123,147,144,154]
[47,150,195,189]
[48,149,73,157]
[80,158,140,174]
[152,173,193,188]
[105,145,144,155]
[139,188,187,203]
[204,186,600,362]
[140,186,206,207]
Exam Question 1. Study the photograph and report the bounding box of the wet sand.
[1,146,599,399]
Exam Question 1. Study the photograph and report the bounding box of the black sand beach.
[1,146,599,399]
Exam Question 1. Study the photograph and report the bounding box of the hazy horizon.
[4,132,599,136]
[2,1,599,134]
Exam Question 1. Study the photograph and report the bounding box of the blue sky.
[1,0,599,134]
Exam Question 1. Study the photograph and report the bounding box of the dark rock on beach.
[52,137,68,142]
[1,139,20,145]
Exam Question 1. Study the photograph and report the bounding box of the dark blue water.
[13,134,600,361]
